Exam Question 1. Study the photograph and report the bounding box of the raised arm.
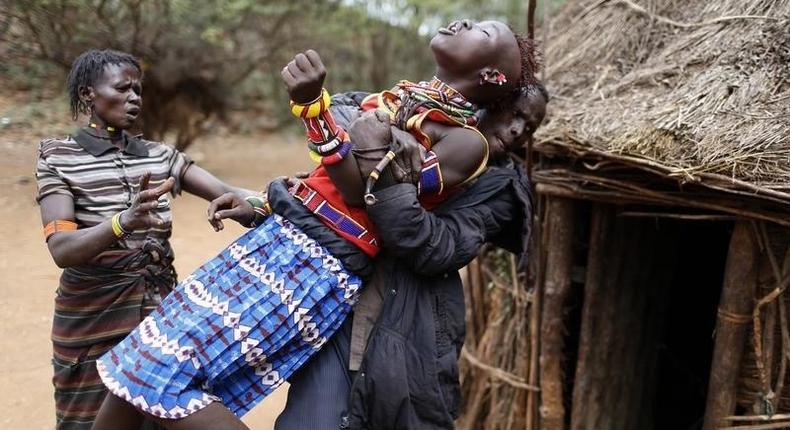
[280,50,368,206]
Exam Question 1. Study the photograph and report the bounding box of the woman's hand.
[281,50,326,104]
[206,192,255,231]
[119,172,175,231]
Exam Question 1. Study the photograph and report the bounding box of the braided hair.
[477,30,541,110]
[67,49,141,120]
[514,32,540,87]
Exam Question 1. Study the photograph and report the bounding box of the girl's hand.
[281,50,327,104]
[119,172,174,231]
[206,192,255,231]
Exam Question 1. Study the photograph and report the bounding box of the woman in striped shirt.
[36,49,256,430]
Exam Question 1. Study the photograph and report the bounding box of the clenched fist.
[281,50,327,104]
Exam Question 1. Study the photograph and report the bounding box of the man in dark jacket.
[275,85,547,429]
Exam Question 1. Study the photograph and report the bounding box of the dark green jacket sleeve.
[366,180,522,276]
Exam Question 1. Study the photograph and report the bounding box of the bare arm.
[420,122,488,189]
[181,164,273,231]
[324,109,397,206]
[323,150,366,206]
[41,173,174,268]
[181,164,256,201]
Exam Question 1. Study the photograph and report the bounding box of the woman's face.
[430,19,520,90]
[85,63,142,130]
[479,90,547,157]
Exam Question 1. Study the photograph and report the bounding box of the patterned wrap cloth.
[96,214,361,418]
[52,241,175,429]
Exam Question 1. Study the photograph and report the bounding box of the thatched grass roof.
[537,0,789,195]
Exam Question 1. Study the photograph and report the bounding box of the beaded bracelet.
[111,212,130,238]
[289,88,331,119]
[320,141,353,166]
[417,150,444,196]
[308,137,342,155]
[308,149,323,165]
[244,195,272,228]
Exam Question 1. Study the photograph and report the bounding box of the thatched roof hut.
[537,0,789,223]
[458,1,789,429]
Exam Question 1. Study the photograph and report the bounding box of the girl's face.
[83,63,142,130]
[430,20,521,95]
[478,90,547,158]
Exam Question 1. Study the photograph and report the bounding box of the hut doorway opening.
[559,201,734,429]
[655,220,732,429]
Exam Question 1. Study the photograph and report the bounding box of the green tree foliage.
[1,0,538,149]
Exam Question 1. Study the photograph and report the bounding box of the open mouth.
[438,21,461,36]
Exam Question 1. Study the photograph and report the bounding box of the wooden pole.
[539,197,577,430]
[703,221,759,430]
[527,0,537,40]
[527,192,548,430]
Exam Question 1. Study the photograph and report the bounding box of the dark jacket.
[346,166,532,429]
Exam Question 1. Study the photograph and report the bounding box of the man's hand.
[348,110,391,148]
[389,127,425,184]
[206,193,255,231]
[281,50,327,104]
[348,110,392,179]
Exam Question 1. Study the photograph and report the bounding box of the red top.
[301,167,380,257]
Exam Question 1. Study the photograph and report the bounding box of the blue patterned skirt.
[96,214,361,419]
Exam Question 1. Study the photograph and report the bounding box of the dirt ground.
[0,111,313,429]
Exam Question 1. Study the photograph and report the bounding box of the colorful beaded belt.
[290,182,377,247]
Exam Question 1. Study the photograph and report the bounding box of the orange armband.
[44,220,77,241]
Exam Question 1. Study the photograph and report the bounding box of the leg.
[155,403,250,430]
[275,318,354,430]
[92,394,144,430]
[93,393,249,430]
[52,344,112,430]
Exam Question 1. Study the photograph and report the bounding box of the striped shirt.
[36,127,192,249]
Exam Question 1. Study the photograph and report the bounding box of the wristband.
[111,212,130,238]
[244,195,272,228]
[290,88,331,119]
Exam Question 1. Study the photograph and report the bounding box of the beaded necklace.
[393,77,479,128]
[88,123,118,132]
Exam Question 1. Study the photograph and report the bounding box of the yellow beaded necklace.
[89,123,117,132]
